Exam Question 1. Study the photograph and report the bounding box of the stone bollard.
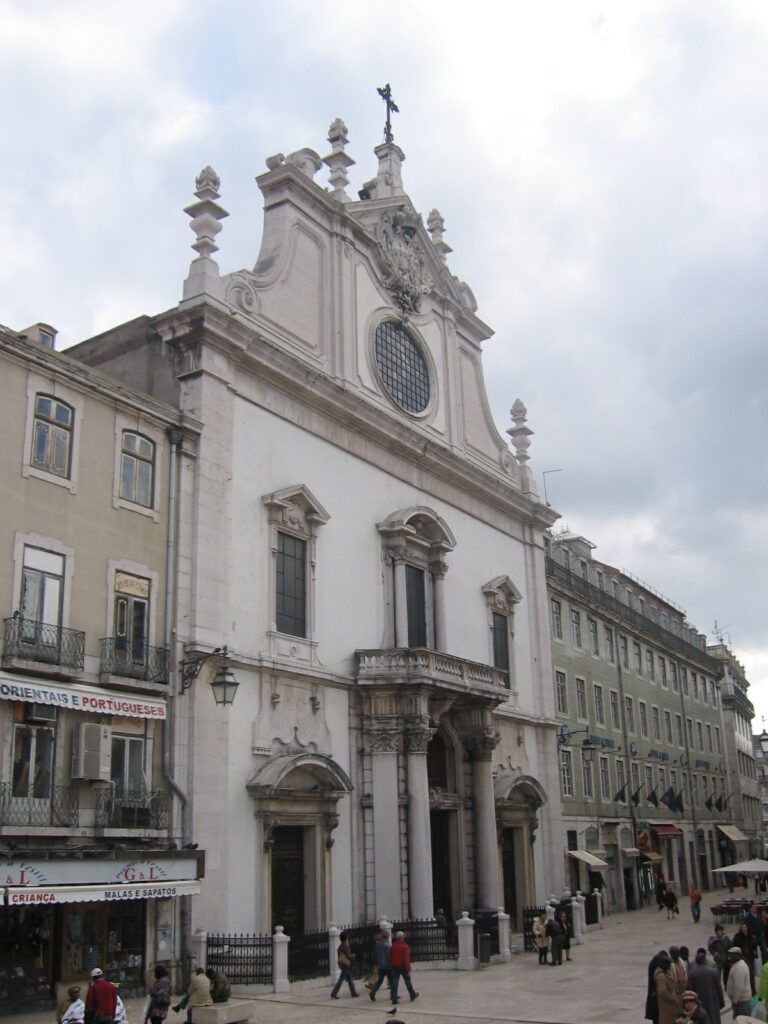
[496,907,511,962]
[328,923,340,984]
[272,925,290,993]
[593,889,604,929]
[572,892,585,945]
[546,896,557,922]
[456,911,477,971]
[191,928,208,971]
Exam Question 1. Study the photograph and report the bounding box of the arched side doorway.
[494,772,547,930]
[247,752,352,934]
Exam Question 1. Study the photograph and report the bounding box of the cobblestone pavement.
[2,887,744,1024]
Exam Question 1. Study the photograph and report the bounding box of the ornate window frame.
[262,484,330,667]
[482,575,521,700]
[376,506,456,650]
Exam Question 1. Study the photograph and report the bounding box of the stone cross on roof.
[377,83,399,143]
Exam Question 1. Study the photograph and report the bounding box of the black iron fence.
[288,929,329,981]
[339,923,378,978]
[95,789,170,829]
[392,918,459,961]
[99,638,169,684]
[3,616,85,671]
[522,906,546,951]
[206,933,272,985]
[0,782,79,826]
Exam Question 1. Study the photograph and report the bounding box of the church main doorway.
[271,826,305,934]
[501,828,519,929]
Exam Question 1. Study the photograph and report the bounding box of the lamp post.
[180,645,240,706]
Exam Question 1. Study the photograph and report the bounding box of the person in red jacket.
[84,968,117,1024]
[388,931,419,1006]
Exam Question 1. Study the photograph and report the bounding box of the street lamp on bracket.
[180,644,240,706]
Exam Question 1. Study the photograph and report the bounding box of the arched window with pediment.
[377,507,456,651]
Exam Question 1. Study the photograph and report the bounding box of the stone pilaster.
[368,724,402,919]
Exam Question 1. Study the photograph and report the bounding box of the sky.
[2,1,767,724]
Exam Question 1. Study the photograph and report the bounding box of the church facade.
[71,119,564,937]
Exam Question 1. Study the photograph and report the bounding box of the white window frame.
[112,412,164,522]
[482,576,522,699]
[21,372,84,493]
[593,683,605,726]
[105,559,160,650]
[560,748,574,797]
[639,701,649,738]
[581,750,594,800]
[610,690,621,731]
[651,705,661,741]
[599,755,610,800]
[555,670,568,716]
[576,677,588,721]
[12,532,74,629]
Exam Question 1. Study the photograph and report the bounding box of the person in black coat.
[732,921,758,995]
[687,948,725,1024]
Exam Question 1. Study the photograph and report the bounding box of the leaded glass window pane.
[276,532,307,637]
[374,321,430,414]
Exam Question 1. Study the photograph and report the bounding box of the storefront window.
[0,906,54,1003]
[62,903,146,995]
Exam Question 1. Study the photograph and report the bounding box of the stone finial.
[323,117,355,202]
[182,166,229,302]
[184,166,228,260]
[372,141,405,198]
[507,399,536,495]
[427,209,452,262]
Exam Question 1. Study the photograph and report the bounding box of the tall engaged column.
[431,559,448,652]
[467,730,501,910]
[393,551,409,648]
[405,725,434,919]
[370,726,403,918]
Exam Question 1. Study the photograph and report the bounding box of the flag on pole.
[660,787,675,809]
[647,788,659,808]
[613,782,628,802]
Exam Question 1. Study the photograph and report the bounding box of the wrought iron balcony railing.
[99,638,169,684]
[3,616,85,672]
[95,788,171,830]
[0,783,79,827]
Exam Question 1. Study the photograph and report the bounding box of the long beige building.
[0,323,201,1010]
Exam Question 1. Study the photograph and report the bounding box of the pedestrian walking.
[689,885,703,924]
[710,925,733,983]
[145,966,171,1024]
[546,913,566,966]
[726,947,752,1019]
[665,889,681,919]
[671,947,688,999]
[559,910,573,962]
[369,929,392,1002]
[732,923,758,996]
[532,911,549,965]
[113,984,127,1024]
[657,874,668,912]
[60,986,85,1024]
[86,969,118,1024]
[688,948,725,1024]
[330,931,359,999]
[655,950,682,1024]
[678,989,710,1024]
[388,930,419,1005]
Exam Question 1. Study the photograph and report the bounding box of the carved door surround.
[247,750,351,932]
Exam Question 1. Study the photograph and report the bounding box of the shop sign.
[2,857,198,887]
[6,880,201,905]
[635,822,650,851]
[0,676,166,720]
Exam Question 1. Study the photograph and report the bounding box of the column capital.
[404,724,434,753]
[464,728,501,761]
[368,728,401,754]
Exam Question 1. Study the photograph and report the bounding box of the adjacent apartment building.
[546,532,740,913]
[69,121,565,939]
[0,324,202,1011]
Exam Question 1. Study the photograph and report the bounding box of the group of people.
[331,928,419,1007]
[531,910,573,966]
[646,903,768,1024]
[57,965,231,1024]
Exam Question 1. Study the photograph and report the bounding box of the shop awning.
[567,849,608,869]
[717,824,750,843]
[5,880,201,906]
[651,823,683,838]
[641,851,665,863]
[0,674,166,720]
[621,847,640,858]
